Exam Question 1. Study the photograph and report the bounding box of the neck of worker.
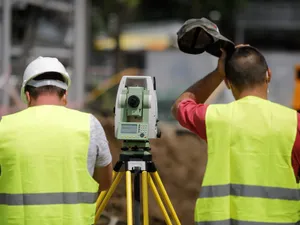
[234,86,268,100]
[28,95,65,107]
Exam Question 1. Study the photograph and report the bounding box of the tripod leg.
[96,171,117,209]
[126,171,133,225]
[142,171,149,225]
[134,168,141,225]
[151,172,181,225]
[94,172,124,223]
[148,174,172,225]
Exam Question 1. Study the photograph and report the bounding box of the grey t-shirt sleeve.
[87,114,112,176]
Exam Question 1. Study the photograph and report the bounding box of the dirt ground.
[96,116,208,225]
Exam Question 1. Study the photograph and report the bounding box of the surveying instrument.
[94,76,181,225]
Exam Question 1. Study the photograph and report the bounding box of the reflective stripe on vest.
[196,219,300,225]
[199,184,300,200]
[0,192,98,205]
[195,96,299,224]
[0,105,99,225]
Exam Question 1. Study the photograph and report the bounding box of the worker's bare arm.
[93,162,113,191]
[171,70,223,117]
[171,50,225,119]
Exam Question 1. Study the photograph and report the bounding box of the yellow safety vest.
[0,105,99,225]
[195,96,300,225]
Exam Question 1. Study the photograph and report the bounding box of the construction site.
[1,0,300,225]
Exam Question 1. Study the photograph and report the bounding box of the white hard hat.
[20,56,71,104]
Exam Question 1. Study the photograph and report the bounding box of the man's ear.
[25,91,31,106]
[266,68,272,83]
[224,78,231,90]
[62,91,68,106]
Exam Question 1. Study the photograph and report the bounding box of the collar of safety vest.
[238,95,268,102]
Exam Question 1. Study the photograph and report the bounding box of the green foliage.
[91,0,140,34]
[126,0,140,9]
[90,0,249,38]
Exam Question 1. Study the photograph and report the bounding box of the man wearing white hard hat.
[0,56,113,225]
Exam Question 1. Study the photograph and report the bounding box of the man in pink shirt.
[171,45,300,224]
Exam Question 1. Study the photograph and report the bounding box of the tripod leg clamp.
[127,161,146,171]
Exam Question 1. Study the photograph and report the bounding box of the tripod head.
[114,76,160,151]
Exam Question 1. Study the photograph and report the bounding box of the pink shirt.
[177,99,300,178]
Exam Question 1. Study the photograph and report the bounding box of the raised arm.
[171,49,226,119]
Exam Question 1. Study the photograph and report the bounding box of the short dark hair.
[225,46,268,90]
[24,72,66,100]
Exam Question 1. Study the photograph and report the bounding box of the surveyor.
[171,45,300,224]
[0,56,113,225]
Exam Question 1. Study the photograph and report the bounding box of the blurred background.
[0,0,300,224]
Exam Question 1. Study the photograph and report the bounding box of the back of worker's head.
[21,56,71,107]
[224,46,271,99]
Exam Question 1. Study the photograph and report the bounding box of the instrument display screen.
[121,124,138,134]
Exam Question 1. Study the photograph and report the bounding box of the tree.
[91,0,141,74]
[91,0,248,48]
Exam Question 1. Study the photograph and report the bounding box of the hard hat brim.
[20,71,70,104]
